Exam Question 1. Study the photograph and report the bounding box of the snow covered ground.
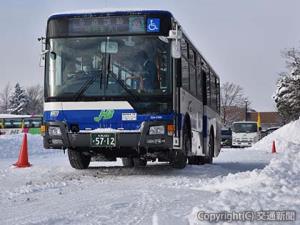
[0,120,299,225]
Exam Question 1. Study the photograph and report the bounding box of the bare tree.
[0,83,12,113]
[25,84,43,115]
[221,82,250,126]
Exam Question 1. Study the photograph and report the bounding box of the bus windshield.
[45,36,171,100]
[233,123,257,133]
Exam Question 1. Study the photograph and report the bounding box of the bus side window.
[24,119,29,128]
[189,48,196,96]
[210,73,217,111]
[181,39,189,90]
[181,39,188,58]
[206,71,211,107]
[13,119,22,128]
[216,77,221,113]
[3,120,9,128]
[196,56,203,101]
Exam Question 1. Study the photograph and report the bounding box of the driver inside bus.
[64,55,95,82]
[126,51,159,92]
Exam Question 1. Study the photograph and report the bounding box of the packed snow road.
[0,128,299,225]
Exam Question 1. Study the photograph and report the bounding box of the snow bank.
[250,118,300,152]
[188,146,300,224]
[0,114,31,118]
[0,134,51,159]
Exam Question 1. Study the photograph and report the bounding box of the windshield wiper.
[74,72,100,100]
[108,71,140,101]
[106,54,140,101]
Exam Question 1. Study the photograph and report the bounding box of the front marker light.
[40,125,47,136]
[149,125,165,135]
[167,124,175,136]
[48,126,62,136]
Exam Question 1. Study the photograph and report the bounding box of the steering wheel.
[66,70,100,81]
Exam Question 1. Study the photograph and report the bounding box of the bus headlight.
[149,125,165,135]
[48,126,62,136]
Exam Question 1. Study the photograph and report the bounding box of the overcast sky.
[0,0,300,111]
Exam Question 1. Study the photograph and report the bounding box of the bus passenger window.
[210,73,218,111]
[181,39,188,58]
[216,78,221,113]
[190,66,196,96]
[189,48,196,66]
[206,72,211,106]
[196,58,203,101]
[181,57,189,90]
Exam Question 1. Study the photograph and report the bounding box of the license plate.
[90,133,116,147]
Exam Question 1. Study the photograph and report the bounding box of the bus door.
[201,62,210,155]
[173,58,181,149]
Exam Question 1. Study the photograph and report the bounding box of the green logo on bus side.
[94,110,115,122]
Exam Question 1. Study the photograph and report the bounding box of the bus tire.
[133,158,147,167]
[68,148,91,169]
[188,156,200,165]
[172,132,189,169]
[122,158,134,167]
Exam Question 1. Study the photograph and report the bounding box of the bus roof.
[49,9,173,20]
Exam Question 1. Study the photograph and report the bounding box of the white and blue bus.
[41,10,221,169]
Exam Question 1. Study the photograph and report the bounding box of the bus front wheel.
[68,148,91,169]
[172,132,189,169]
[122,158,134,167]
[133,158,147,167]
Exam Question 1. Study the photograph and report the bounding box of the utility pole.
[244,100,248,121]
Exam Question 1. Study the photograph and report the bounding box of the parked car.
[221,128,232,147]
[264,127,280,136]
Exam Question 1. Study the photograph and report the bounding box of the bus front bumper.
[43,121,173,154]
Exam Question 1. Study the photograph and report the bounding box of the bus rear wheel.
[188,156,202,165]
[204,131,214,164]
[68,148,91,169]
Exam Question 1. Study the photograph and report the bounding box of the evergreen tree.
[274,48,300,122]
[8,83,29,115]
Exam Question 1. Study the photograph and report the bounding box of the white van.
[231,121,259,147]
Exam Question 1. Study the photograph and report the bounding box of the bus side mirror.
[171,40,181,59]
[168,27,182,59]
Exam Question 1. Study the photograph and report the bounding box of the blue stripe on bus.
[44,110,174,131]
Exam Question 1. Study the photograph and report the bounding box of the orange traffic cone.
[272,140,277,154]
[14,133,31,168]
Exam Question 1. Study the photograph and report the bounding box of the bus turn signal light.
[167,124,175,136]
[40,125,47,136]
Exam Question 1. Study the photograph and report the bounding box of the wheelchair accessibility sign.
[147,18,160,32]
